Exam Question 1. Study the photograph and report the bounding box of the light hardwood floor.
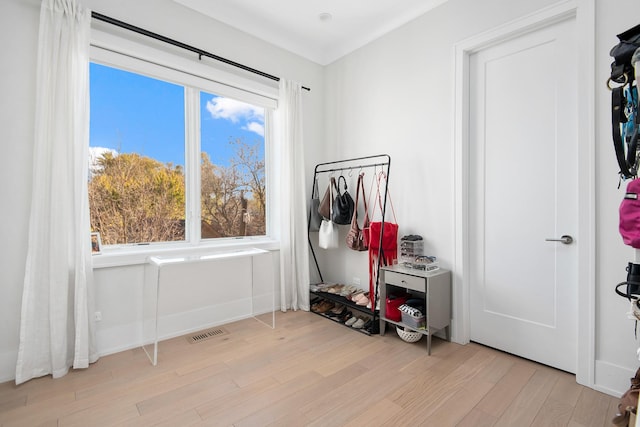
[0,311,622,427]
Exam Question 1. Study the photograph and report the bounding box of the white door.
[469,17,578,373]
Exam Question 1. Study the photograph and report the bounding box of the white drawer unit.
[379,265,451,354]
[384,271,425,292]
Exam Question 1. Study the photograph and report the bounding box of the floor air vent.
[186,327,229,344]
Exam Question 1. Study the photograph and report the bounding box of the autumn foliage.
[89,140,265,245]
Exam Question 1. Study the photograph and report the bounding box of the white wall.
[0,0,323,382]
[3,0,640,396]
[94,250,278,357]
[320,0,640,396]
[594,0,640,395]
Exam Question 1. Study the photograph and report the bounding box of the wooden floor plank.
[530,371,584,427]
[342,398,403,427]
[57,398,140,427]
[303,367,414,427]
[386,348,497,425]
[457,408,498,427]
[136,408,203,427]
[570,387,620,427]
[475,360,537,418]
[494,367,559,427]
[198,371,324,426]
[135,372,237,416]
[232,364,368,427]
[422,379,496,426]
[194,375,284,422]
[1,390,76,427]
[0,394,26,415]
[0,311,618,427]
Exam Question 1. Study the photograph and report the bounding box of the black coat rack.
[307,154,392,319]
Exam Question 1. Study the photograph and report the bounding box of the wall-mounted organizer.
[307,154,392,336]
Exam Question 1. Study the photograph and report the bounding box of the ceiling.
[173,0,449,65]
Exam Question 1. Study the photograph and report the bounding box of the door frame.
[452,0,595,386]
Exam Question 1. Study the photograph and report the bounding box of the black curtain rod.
[91,11,310,92]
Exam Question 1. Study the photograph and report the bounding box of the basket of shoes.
[400,311,426,329]
[396,326,422,343]
[398,300,426,329]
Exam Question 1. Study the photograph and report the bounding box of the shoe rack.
[310,284,380,335]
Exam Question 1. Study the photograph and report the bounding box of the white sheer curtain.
[15,0,98,385]
[276,79,310,311]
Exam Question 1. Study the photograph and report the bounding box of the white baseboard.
[594,359,635,397]
[95,302,276,358]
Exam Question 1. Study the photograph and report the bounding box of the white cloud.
[244,121,264,137]
[90,146,118,160]
[205,96,264,124]
[89,146,118,175]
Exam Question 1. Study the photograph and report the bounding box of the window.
[88,46,272,248]
[199,91,266,239]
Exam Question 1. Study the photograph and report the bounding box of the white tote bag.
[318,178,339,249]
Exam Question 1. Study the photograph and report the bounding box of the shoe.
[327,304,346,317]
[339,285,357,297]
[348,291,365,302]
[330,303,345,314]
[327,284,344,294]
[315,301,335,314]
[352,318,365,329]
[354,292,369,303]
[315,283,335,292]
[345,316,359,326]
[339,311,353,323]
[356,293,370,306]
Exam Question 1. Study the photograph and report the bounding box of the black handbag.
[332,175,355,225]
[616,262,640,299]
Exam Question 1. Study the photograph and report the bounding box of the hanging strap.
[612,85,630,178]
[370,171,397,223]
[330,176,338,194]
[351,173,369,228]
[337,175,348,195]
[328,177,335,217]
[612,82,639,180]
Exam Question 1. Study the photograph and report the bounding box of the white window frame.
[90,29,279,268]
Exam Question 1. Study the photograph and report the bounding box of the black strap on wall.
[612,86,634,179]
[91,11,311,92]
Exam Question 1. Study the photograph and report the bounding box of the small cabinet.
[379,265,451,354]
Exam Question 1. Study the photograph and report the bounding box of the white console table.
[143,248,274,365]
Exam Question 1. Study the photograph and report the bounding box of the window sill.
[91,238,280,269]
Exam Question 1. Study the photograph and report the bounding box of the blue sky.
[89,62,264,167]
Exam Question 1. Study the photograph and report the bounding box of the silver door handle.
[545,235,573,244]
